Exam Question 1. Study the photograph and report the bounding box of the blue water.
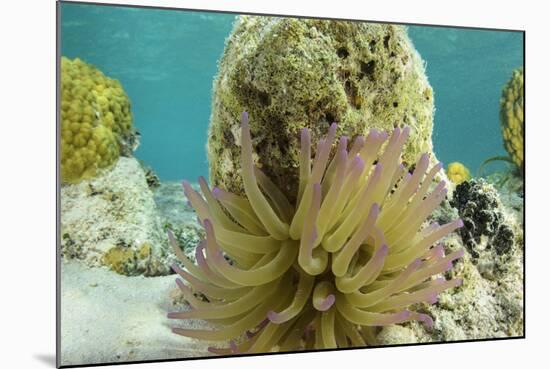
[60,3,523,182]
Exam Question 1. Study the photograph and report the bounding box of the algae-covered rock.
[396,177,524,343]
[208,16,435,203]
[412,232,523,341]
[376,325,417,345]
[60,157,176,276]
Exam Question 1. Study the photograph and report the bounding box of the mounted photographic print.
[57,1,525,367]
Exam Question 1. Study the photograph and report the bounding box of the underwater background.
[60,2,524,182]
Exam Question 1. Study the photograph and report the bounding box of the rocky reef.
[208,16,436,203]
[376,177,523,344]
[451,179,518,263]
[61,157,202,276]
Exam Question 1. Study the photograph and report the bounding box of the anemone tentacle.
[168,112,463,353]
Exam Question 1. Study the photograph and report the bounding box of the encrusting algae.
[168,112,463,353]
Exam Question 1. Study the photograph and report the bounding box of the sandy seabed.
[60,261,212,366]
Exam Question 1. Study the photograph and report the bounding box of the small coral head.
[446,162,471,185]
[168,112,463,354]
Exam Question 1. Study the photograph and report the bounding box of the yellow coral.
[60,56,134,183]
[500,68,524,171]
[447,162,471,185]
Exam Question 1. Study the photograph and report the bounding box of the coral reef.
[168,113,462,353]
[61,157,175,276]
[208,17,436,203]
[60,56,138,183]
[500,67,524,172]
[378,232,523,343]
[446,162,471,185]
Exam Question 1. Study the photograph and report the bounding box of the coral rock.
[450,179,520,278]
[61,157,174,276]
[208,17,436,203]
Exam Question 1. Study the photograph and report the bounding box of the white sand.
[60,261,213,366]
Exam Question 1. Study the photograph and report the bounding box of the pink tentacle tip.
[211,187,221,198]
[436,179,446,188]
[353,155,365,169]
[455,278,464,287]
[426,293,438,305]
[419,314,434,329]
[241,111,249,124]
[229,340,238,353]
[317,294,336,311]
[402,125,411,136]
[330,122,338,131]
[456,219,464,228]
[167,312,179,319]
[378,244,389,256]
[267,310,280,323]
[339,136,348,147]
[203,218,213,230]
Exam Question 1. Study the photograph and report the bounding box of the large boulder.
[208,16,436,203]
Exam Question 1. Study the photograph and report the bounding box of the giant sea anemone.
[168,112,463,354]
